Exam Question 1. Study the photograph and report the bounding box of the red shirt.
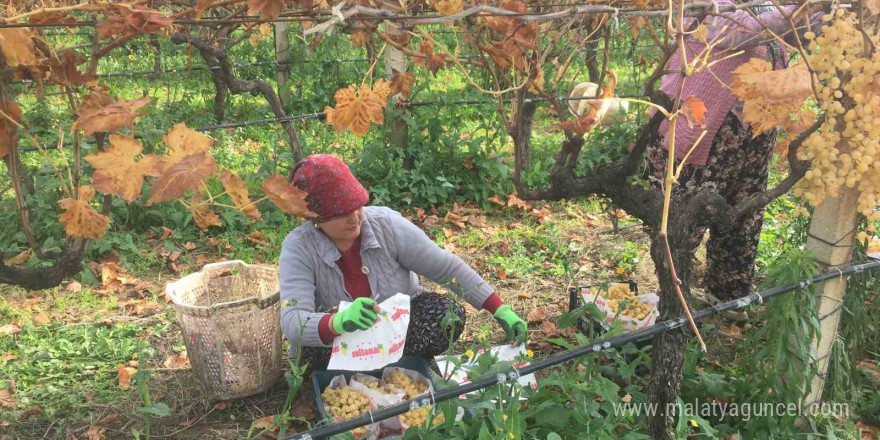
[317,236,504,344]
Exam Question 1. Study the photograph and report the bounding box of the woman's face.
[317,207,364,243]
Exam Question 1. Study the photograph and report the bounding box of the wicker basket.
[165,260,282,401]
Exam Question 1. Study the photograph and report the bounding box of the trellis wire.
[16,92,646,153]
[282,258,880,440]
[0,0,836,29]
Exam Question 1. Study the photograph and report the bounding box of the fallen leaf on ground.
[183,242,196,251]
[0,388,17,409]
[506,193,532,211]
[163,352,189,369]
[19,406,43,419]
[541,320,559,337]
[495,267,507,280]
[67,281,83,292]
[118,365,136,390]
[0,324,20,336]
[32,312,50,326]
[179,418,196,427]
[720,322,743,338]
[253,415,276,430]
[292,401,315,420]
[160,226,174,239]
[488,194,505,206]
[86,426,105,440]
[122,299,161,316]
[246,231,270,246]
[214,401,231,410]
[526,307,547,323]
[518,292,531,299]
[1,353,16,362]
[98,413,120,425]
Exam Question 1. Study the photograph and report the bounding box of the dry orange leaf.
[32,312,50,326]
[507,192,532,211]
[3,249,31,267]
[1,352,17,362]
[0,101,22,159]
[78,91,117,117]
[324,80,392,136]
[0,388,17,409]
[413,40,446,75]
[58,186,112,240]
[118,365,136,390]
[488,194,505,206]
[496,267,507,280]
[483,0,527,36]
[190,201,222,231]
[86,425,105,440]
[85,135,161,202]
[159,123,215,171]
[19,405,43,420]
[262,175,315,217]
[732,59,811,136]
[693,24,709,43]
[350,30,371,47]
[221,170,262,221]
[868,0,880,14]
[682,96,707,128]
[45,49,97,87]
[531,207,551,222]
[214,401,231,410]
[163,352,189,369]
[98,413,120,426]
[526,306,546,323]
[246,231,270,246]
[146,152,218,205]
[253,415,276,430]
[0,28,39,67]
[247,0,284,19]
[430,0,464,15]
[389,71,415,97]
[74,97,150,137]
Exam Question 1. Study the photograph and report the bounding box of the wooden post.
[384,22,410,166]
[274,22,291,109]
[802,187,861,408]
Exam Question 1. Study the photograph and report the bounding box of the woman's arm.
[279,235,332,348]
[388,212,494,309]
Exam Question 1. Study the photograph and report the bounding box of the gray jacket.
[279,206,494,348]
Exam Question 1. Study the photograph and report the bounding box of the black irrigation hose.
[281,258,880,440]
[16,92,644,153]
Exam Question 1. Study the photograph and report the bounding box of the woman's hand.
[332,297,379,333]
[493,305,528,344]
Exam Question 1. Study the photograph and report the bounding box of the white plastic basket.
[165,260,282,401]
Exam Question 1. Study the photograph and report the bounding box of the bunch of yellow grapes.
[400,405,446,427]
[795,9,880,234]
[600,283,653,320]
[322,387,371,420]
[386,369,429,399]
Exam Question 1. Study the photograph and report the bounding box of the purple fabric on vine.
[655,0,806,166]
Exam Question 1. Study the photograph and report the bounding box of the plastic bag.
[434,344,538,397]
[328,293,411,371]
[381,368,441,433]
[320,375,380,440]
[581,284,659,331]
[349,373,406,408]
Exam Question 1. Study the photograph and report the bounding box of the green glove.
[494,305,528,344]
[332,297,379,334]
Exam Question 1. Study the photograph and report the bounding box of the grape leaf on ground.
[117,365,136,390]
[85,135,161,202]
[221,170,261,221]
[527,307,547,323]
[262,175,316,218]
[0,325,20,336]
[87,425,105,440]
[0,28,39,67]
[0,388,17,409]
[146,152,218,205]
[253,415,276,430]
[58,186,112,240]
[324,80,392,136]
[3,249,30,266]
[74,97,150,137]
[163,352,189,369]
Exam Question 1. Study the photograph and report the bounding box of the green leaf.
[136,402,171,417]
[547,433,563,440]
